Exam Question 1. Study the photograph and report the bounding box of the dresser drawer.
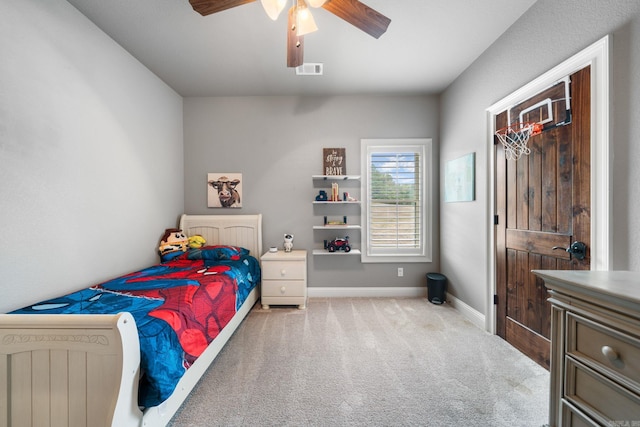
[561,400,599,427]
[262,280,306,298]
[567,312,640,391]
[565,358,640,424]
[262,261,306,281]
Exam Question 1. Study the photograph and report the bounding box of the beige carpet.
[169,298,549,426]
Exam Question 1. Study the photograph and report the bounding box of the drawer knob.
[280,286,286,294]
[601,345,619,363]
[281,269,286,276]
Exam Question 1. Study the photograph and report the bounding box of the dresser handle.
[280,286,286,294]
[602,345,619,363]
[281,269,286,276]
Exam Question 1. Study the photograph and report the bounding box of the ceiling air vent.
[295,63,324,76]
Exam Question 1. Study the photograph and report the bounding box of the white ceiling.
[66,0,537,97]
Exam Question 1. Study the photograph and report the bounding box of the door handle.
[552,241,587,260]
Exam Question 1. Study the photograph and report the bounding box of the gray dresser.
[533,270,640,426]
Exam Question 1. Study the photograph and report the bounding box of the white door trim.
[485,35,612,334]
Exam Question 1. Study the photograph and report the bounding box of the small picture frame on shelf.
[323,148,346,176]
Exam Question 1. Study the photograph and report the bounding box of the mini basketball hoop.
[495,122,543,160]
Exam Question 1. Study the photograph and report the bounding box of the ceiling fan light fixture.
[306,0,327,7]
[261,0,287,20]
[295,1,318,36]
[295,62,324,75]
[188,0,391,67]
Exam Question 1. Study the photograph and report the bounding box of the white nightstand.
[260,250,307,309]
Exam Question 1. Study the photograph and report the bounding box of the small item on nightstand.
[284,234,294,252]
[269,246,278,253]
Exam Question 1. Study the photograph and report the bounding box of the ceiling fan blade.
[189,0,256,16]
[322,0,390,39]
[287,6,304,68]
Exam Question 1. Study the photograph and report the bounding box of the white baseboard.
[307,287,427,298]
[306,287,487,331]
[446,293,486,330]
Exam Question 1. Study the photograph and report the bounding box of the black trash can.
[426,273,447,305]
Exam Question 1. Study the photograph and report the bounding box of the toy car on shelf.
[326,236,351,253]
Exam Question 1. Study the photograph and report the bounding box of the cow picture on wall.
[207,173,242,208]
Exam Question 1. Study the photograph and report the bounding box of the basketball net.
[495,122,543,160]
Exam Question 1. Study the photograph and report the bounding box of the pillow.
[187,245,250,261]
[161,251,186,262]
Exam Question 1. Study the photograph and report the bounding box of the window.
[361,139,432,263]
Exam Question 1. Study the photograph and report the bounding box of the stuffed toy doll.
[188,234,206,249]
[284,234,294,252]
[159,228,188,262]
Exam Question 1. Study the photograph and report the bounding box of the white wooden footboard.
[0,313,143,427]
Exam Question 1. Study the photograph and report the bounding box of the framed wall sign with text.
[323,148,346,176]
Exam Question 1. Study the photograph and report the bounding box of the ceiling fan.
[188,0,391,68]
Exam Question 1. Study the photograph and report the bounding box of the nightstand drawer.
[567,312,640,391]
[565,358,640,424]
[262,280,306,297]
[262,261,306,281]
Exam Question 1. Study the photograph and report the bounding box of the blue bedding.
[11,250,260,407]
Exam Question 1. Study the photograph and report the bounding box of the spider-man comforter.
[10,247,260,407]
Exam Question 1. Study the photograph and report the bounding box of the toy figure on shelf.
[326,236,351,253]
[315,190,328,201]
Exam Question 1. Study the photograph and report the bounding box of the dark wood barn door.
[495,66,591,369]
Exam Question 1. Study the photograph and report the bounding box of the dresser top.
[533,270,640,308]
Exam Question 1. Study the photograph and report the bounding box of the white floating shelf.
[313,249,361,256]
[312,201,360,204]
[312,175,360,180]
[313,225,361,229]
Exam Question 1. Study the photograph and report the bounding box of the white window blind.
[361,139,432,263]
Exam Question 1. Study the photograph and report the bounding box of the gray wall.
[0,0,184,313]
[183,95,439,289]
[440,0,640,314]
[4,0,639,319]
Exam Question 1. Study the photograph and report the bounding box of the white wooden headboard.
[179,214,263,258]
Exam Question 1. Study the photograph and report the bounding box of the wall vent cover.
[295,63,324,76]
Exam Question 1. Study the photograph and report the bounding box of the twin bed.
[0,214,263,427]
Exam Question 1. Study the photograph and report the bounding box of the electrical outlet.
[397,267,403,277]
